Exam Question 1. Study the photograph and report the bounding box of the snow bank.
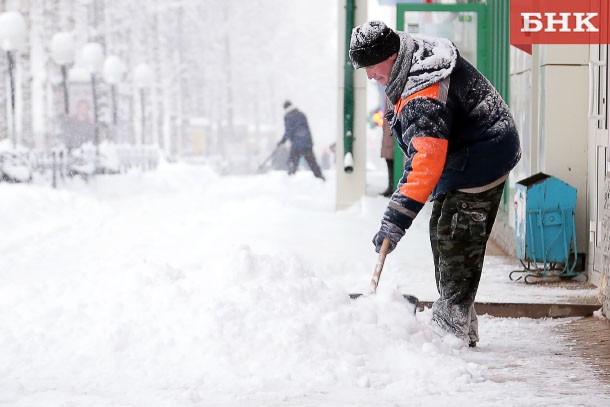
[0,163,605,406]
[0,164,481,405]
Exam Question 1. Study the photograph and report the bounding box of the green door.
[397,3,487,74]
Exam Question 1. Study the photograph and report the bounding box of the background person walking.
[380,118,394,197]
[277,100,325,181]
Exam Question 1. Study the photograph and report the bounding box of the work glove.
[372,220,405,254]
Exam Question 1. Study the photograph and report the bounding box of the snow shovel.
[256,145,280,173]
[349,238,419,314]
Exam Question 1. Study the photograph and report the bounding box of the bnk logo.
[511,0,608,47]
[521,12,599,33]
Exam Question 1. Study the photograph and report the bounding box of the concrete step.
[418,300,601,318]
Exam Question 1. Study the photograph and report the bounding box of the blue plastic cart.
[510,173,582,283]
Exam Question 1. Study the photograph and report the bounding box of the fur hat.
[349,20,400,69]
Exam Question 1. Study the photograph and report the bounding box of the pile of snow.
[0,139,32,183]
[0,162,606,406]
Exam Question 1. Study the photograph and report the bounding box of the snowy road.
[0,163,608,406]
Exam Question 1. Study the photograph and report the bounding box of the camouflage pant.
[429,182,505,343]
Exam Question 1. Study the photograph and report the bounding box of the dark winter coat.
[380,120,394,160]
[279,108,313,151]
[383,33,521,231]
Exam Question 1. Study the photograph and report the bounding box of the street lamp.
[102,55,125,141]
[81,42,104,158]
[0,11,27,148]
[50,32,75,116]
[133,63,154,145]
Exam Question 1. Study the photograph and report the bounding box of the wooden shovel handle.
[369,238,390,294]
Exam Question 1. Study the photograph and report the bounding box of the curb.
[418,301,601,318]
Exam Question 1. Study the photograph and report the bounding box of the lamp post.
[49,33,75,188]
[133,63,154,145]
[50,32,75,116]
[81,42,104,159]
[102,55,125,141]
[0,11,27,148]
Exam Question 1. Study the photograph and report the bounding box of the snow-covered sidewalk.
[0,163,608,406]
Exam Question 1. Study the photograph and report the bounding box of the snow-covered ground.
[1,162,608,406]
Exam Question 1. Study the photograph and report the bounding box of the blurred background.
[0,0,339,175]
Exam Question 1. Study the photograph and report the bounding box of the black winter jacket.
[279,108,313,151]
[383,34,521,231]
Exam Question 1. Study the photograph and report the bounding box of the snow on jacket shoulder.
[383,36,521,232]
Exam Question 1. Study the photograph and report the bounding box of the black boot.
[380,159,394,197]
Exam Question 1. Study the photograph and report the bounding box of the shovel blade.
[349,293,419,315]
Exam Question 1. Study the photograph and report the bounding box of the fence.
[1,142,160,187]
